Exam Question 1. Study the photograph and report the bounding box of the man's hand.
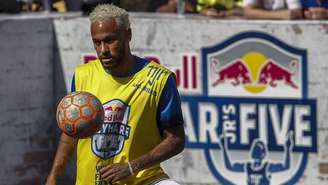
[305,7,328,19]
[285,9,303,20]
[100,163,132,184]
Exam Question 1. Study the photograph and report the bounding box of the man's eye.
[104,39,114,44]
[93,40,101,46]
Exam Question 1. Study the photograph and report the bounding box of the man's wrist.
[127,161,134,175]
[129,160,139,175]
[324,10,328,19]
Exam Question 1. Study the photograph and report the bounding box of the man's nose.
[100,42,109,54]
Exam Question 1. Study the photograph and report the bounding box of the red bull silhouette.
[104,105,123,112]
[212,60,251,87]
[258,60,298,89]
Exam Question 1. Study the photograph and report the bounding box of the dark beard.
[104,44,127,76]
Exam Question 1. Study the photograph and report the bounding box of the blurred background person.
[120,0,163,12]
[80,0,120,14]
[20,0,44,12]
[18,0,67,12]
[302,0,328,19]
[52,0,67,12]
[66,0,165,12]
[66,0,166,12]
[65,0,82,11]
[243,0,303,20]
[196,0,243,18]
[157,0,196,13]
[0,0,20,13]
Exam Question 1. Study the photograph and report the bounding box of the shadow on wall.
[52,25,76,185]
[0,18,66,185]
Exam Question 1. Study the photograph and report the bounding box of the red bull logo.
[258,60,298,89]
[212,59,251,87]
[208,47,302,98]
[211,52,299,94]
[104,104,123,112]
[93,99,130,159]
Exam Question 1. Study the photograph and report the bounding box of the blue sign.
[182,31,317,185]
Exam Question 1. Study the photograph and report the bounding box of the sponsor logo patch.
[92,99,130,159]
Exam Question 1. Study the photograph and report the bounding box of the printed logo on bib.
[92,99,130,159]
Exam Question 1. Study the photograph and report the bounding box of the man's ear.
[127,28,132,41]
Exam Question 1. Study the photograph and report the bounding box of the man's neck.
[107,54,136,77]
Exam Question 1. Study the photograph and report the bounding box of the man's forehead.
[91,18,119,27]
[90,18,122,34]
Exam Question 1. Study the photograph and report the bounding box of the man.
[195,0,243,18]
[0,0,20,13]
[46,4,185,185]
[81,0,120,14]
[156,0,196,13]
[302,0,328,19]
[243,0,303,20]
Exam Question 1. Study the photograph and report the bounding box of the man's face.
[91,19,130,71]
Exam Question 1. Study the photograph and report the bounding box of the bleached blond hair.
[89,4,130,29]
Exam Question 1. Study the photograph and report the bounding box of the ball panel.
[64,122,75,134]
[93,112,104,127]
[91,97,103,111]
[61,96,72,108]
[76,119,89,132]
[81,106,94,119]
[65,104,80,122]
[73,93,88,106]
[57,109,64,124]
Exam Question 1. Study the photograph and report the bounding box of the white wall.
[0,18,56,185]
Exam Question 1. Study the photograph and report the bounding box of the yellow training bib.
[74,59,172,185]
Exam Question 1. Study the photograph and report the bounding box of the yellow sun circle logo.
[242,52,268,94]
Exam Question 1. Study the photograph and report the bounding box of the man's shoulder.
[134,56,173,76]
[75,59,100,73]
[145,59,172,72]
[145,61,173,78]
